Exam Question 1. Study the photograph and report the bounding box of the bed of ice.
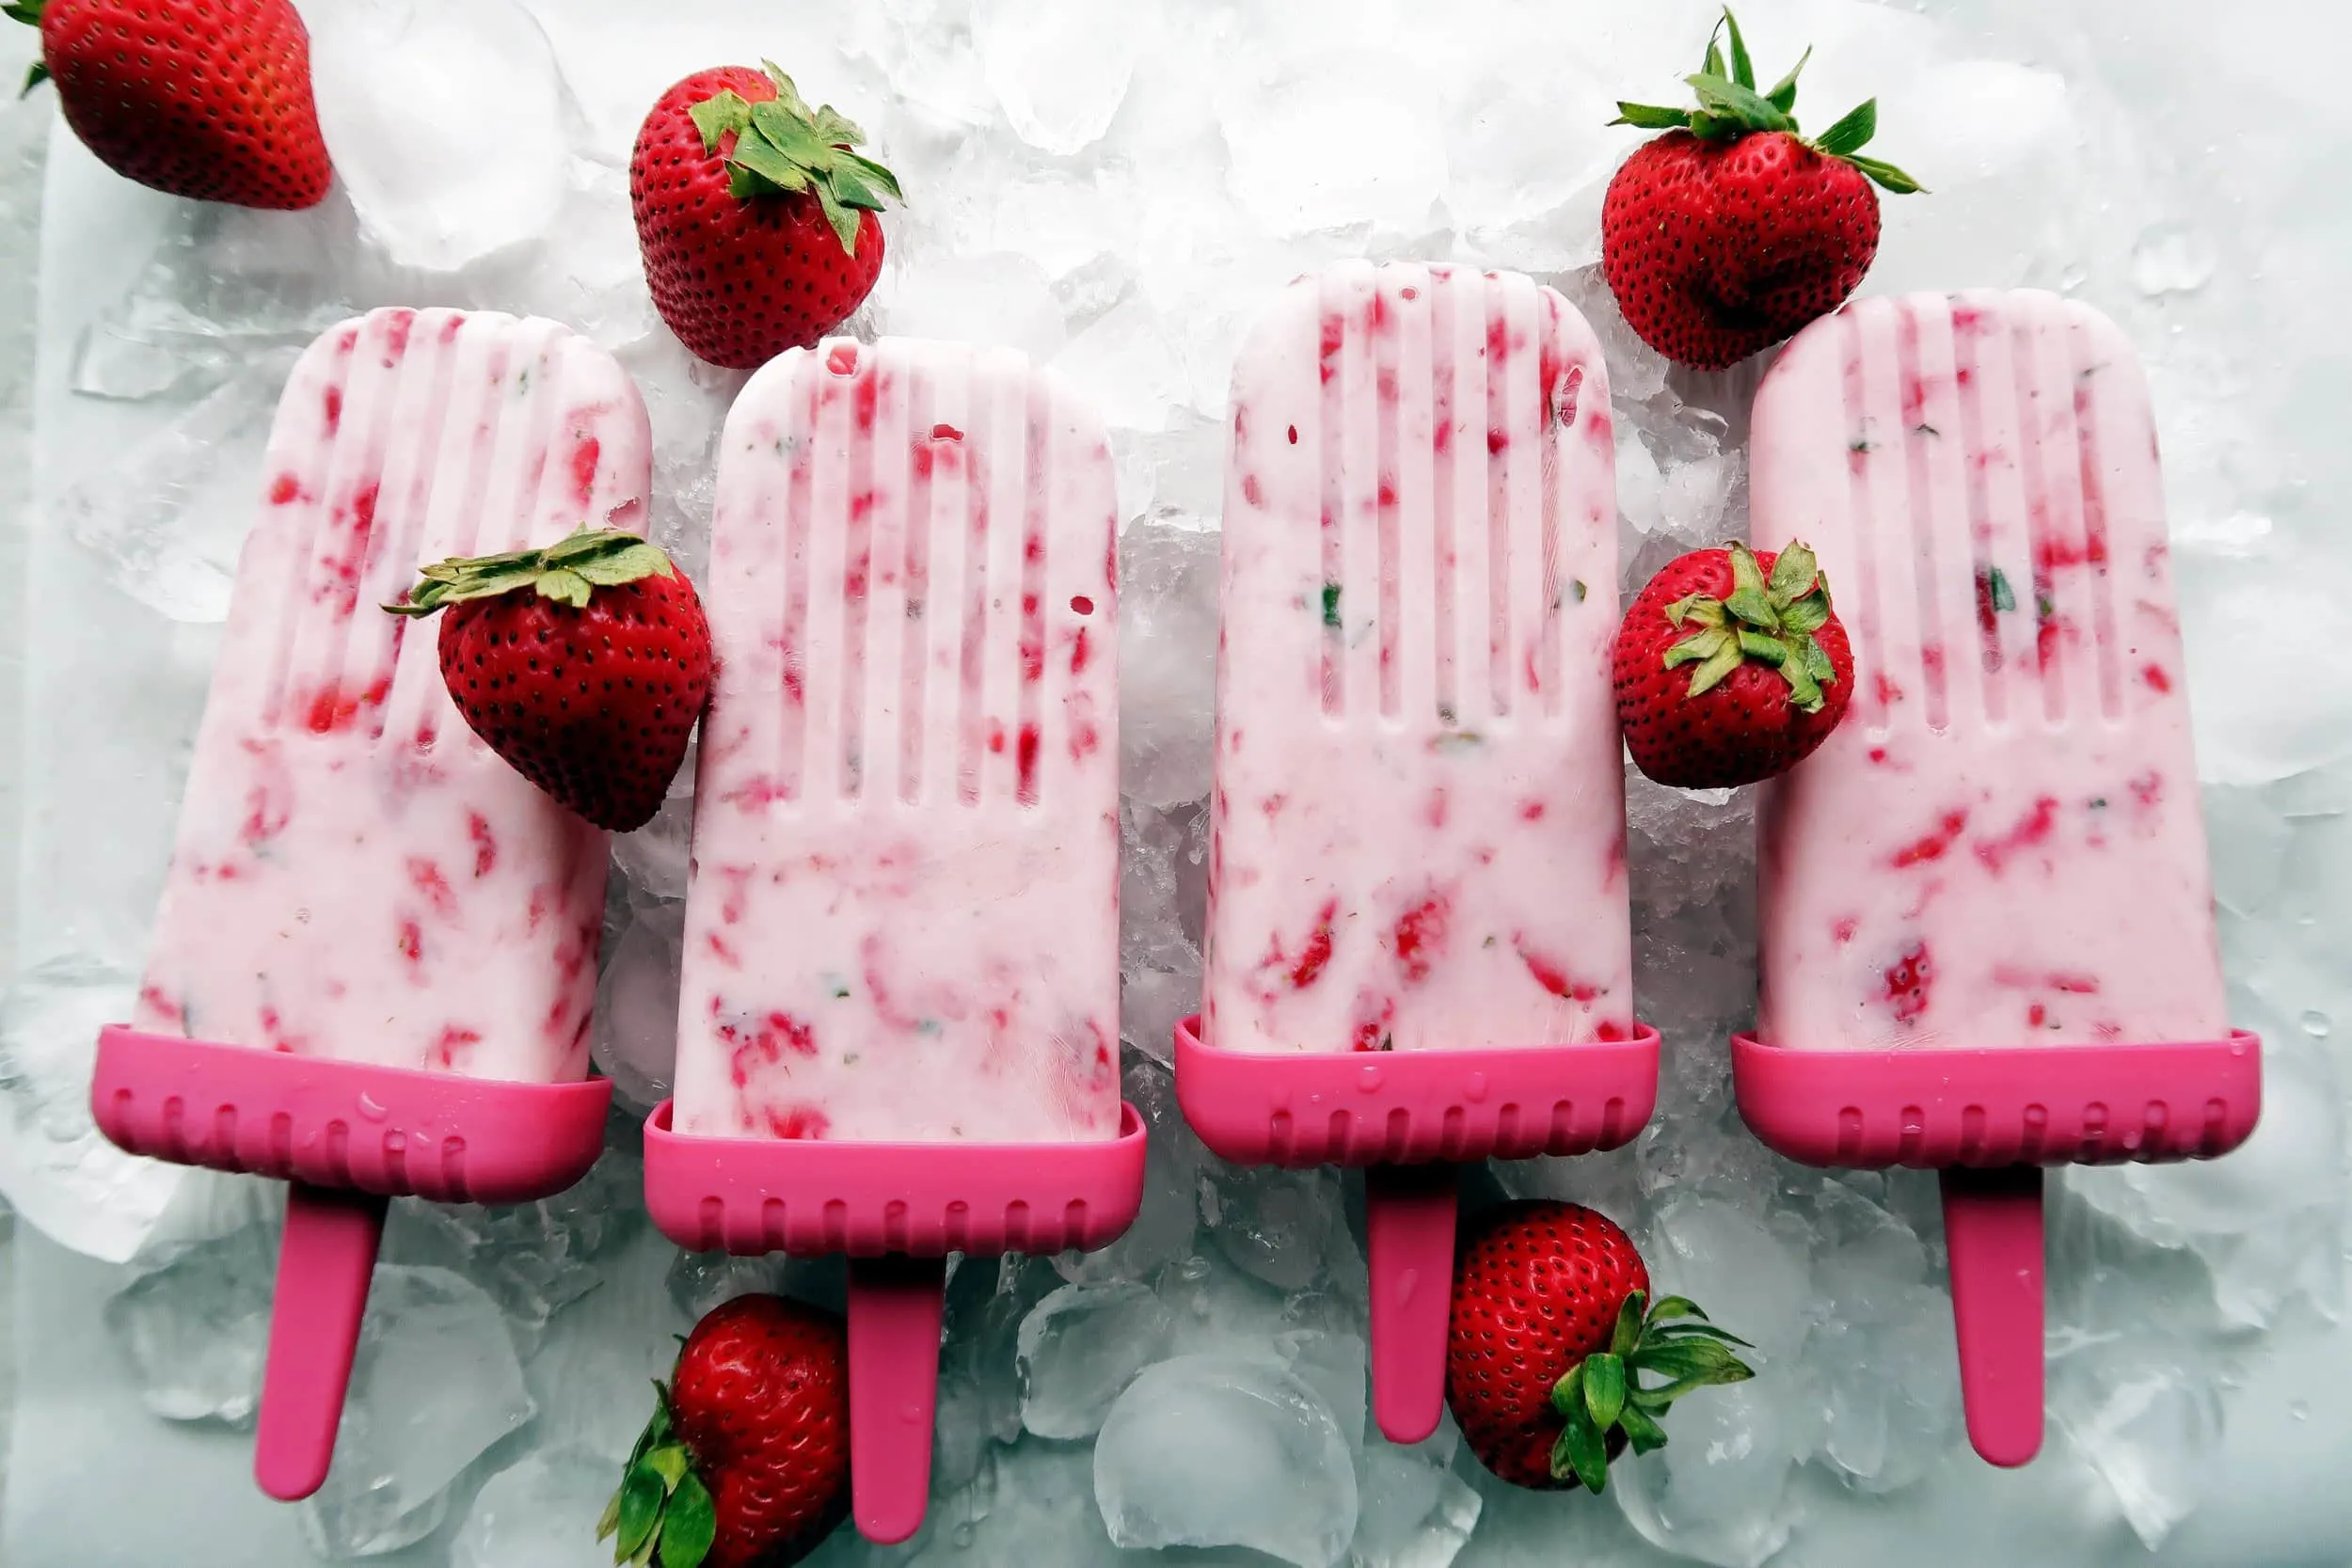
[2,0,2346,1563]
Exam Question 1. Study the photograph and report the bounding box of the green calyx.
[383,526,676,617]
[1548,1289,1758,1495]
[5,1,48,96]
[691,60,903,256]
[598,1382,720,1568]
[1661,541,1840,713]
[1609,7,1924,194]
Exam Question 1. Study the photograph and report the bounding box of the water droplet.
[2131,224,2216,297]
[356,1091,388,1122]
[2302,1010,2332,1038]
[952,1523,976,1547]
[2292,1400,2310,1421]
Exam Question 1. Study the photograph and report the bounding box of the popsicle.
[1175,261,1660,1444]
[1732,289,2261,1465]
[641,337,1145,1544]
[91,307,647,1499]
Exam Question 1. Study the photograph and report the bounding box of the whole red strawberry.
[1447,1201,1755,1493]
[387,528,712,832]
[1601,8,1919,368]
[1613,541,1852,790]
[15,0,331,210]
[600,1294,850,1568]
[631,63,899,371]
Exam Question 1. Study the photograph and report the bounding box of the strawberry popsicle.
[131,308,650,1078]
[93,307,650,1502]
[1179,261,1657,1449]
[1738,289,2255,1468]
[671,339,1120,1146]
[651,337,1135,1544]
[1201,262,1633,1056]
[1751,290,2226,1052]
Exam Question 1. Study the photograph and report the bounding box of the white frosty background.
[3,0,2349,1564]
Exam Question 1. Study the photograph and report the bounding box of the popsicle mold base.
[89,1025,613,1504]
[640,1101,1149,1545]
[1733,1028,2263,1470]
[1174,1015,1661,1447]
[1171,1016,1661,1167]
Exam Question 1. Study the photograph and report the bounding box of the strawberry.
[387,528,712,833]
[1613,541,1853,790]
[631,63,900,371]
[1600,8,1919,369]
[600,1294,850,1568]
[12,0,331,211]
[1447,1201,1756,1494]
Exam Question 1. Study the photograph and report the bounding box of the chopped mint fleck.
[1434,731,1484,752]
[1571,579,1588,602]
[1915,422,1940,437]
[1321,582,1343,627]
[1983,566,2015,612]
[917,1018,942,1035]
[1438,704,1457,723]
[2037,592,2057,620]
[841,1052,860,1066]
[1850,436,1872,453]
[2090,796,2108,810]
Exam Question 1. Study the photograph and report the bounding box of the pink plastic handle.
[845,1255,947,1544]
[1365,1163,1459,1445]
[255,1181,389,1500]
[1941,1165,2045,1466]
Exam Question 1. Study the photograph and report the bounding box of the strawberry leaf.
[596,1488,625,1544]
[1702,21,1725,80]
[1684,72,1795,135]
[1611,1291,1647,1359]
[1619,1402,1671,1455]
[1551,1400,1612,1494]
[613,1463,665,1562]
[689,90,755,151]
[814,178,864,254]
[19,59,44,96]
[1766,543,1819,602]
[388,527,679,618]
[535,567,594,610]
[1721,8,1756,90]
[1764,46,1809,113]
[1662,626,1732,670]
[1780,652,1825,711]
[1814,98,1877,158]
[1724,586,1780,630]
[1549,1359,1587,1419]
[1736,629,1788,663]
[1610,101,1693,130]
[659,1472,719,1568]
[644,1444,691,1492]
[1684,636,1745,697]
[1645,1296,1708,1323]
[572,544,675,587]
[1584,1353,1628,1430]
[1846,152,1925,194]
[1802,636,1836,683]
[1780,593,1831,635]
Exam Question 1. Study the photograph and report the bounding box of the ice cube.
[1349,1442,1481,1568]
[875,251,1068,364]
[307,0,580,273]
[612,784,696,905]
[2132,223,2217,297]
[102,1223,277,1426]
[383,1137,643,1347]
[1015,1279,1175,1438]
[1810,1290,1960,1493]
[0,954,185,1264]
[1644,1196,1814,1367]
[1051,293,1193,434]
[1118,517,1221,808]
[1203,1163,1344,1294]
[591,900,686,1111]
[527,1225,691,1466]
[1057,1057,1200,1282]
[2050,1333,2223,1550]
[664,1248,790,1324]
[1093,1354,1359,1568]
[298,1265,537,1559]
[1218,52,1448,236]
[976,0,1147,156]
[52,360,287,623]
[1613,1379,1803,1568]
[451,1447,619,1568]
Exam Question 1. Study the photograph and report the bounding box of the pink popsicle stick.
[1941,1165,2046,1467]
[1365,1163,1459,1444]
[845,1255,948,1544]
[254,1182,389,1500]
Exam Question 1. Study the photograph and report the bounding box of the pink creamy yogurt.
[673,339,1120,1144]
[1201,262,1632,1056]
[1753,291,2227,1051]
[132,309,653,1084]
